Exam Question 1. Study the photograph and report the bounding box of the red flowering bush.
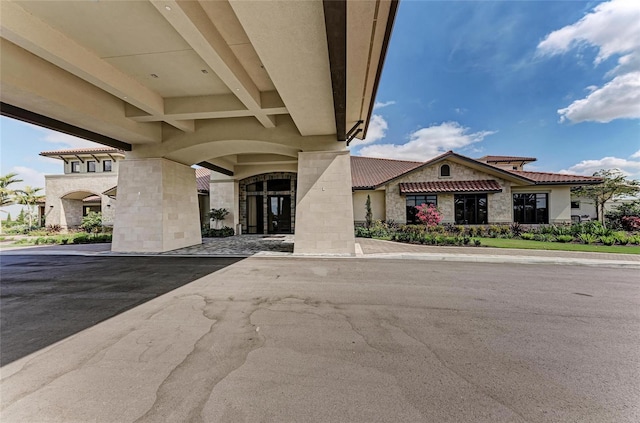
[621,216,640,231]
[416,203,442,227]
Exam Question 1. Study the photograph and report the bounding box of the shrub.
[202,226,235,237]
[556,235,574,243]
[600,236,616,246]
[473,239,481,247]
[72,232,90,244]
[510,222,523,237]
[579,233,597,244]
[81,212,103,233]
[46,224,61,234]
[521,233,535,240]
[416,204,442,227]
[621,216,640,231]
[355,226,371,238]
[208,208,230,229]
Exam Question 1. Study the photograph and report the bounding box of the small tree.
[209,208,230,229]
[0,172,23,233]
[573,169,640,227]
[80,211,103,234]
[16,209,25,224]
[15,186,45,228]
[416,203,442,227]
[365,195,373,229]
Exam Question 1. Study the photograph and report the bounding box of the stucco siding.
[352,190,385,223]
[512,185,572,223]
[44,173,117,228]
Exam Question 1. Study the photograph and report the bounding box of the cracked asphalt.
[1,257,639,422]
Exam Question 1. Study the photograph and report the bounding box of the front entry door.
[267,195,291,234]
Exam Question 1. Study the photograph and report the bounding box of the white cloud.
[348,114,388,147]
[9,166,46,191]
[630,150,640,159]
[41,130,101,149]
[537,0,640,123]
[559,156,640,179]
[373,100,396,110]
[558,72,640,122]
[358,121,496,161]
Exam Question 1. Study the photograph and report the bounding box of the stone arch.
[59,190,105,229]
[164,140,301,167]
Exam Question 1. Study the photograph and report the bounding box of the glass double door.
[246,195,292,234]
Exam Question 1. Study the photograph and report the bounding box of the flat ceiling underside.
[1,0,397,165]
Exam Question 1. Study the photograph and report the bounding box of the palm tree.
[15,186,45,228]
[0,172,23,233]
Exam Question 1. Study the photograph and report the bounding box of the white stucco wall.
[352,190,385,223]
[512,185,572,223]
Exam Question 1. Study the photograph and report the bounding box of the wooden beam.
[196,161,234,177]
[323,0,347,141]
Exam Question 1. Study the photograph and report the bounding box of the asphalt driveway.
[2,256,638,422]
[0,255,242,366]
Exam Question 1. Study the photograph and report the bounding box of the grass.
[476,237,640,255]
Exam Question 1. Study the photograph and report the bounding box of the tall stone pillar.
[294,150,355,255]
[209,172,239,232]
[112,158,202,252]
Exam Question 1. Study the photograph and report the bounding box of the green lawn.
[476,237,640,255]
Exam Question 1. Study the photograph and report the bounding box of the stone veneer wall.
[385,160,513,224]
[295,151,355,255]
[112,159,201,252]
[238,172,297,234]
[44,173,117,228]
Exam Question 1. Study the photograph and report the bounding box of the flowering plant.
[416,203,442,227]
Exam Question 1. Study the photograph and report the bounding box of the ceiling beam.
[196,161,234,176]
[125,93,288,122]
[323,0,347,141]
[0,0,194,133]
[151,0,276,128]
[361,0,399,140]
[1,103,132,151]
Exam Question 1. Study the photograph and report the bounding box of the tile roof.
[40,147,126,156]
[351,156,423,189]
[399,180,503,194]
[508,170,602,184]
[478,155,537,163]
[195,168,211,192]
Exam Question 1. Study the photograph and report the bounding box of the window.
[103,160,112,172]
[513,193,549,224]
[406,195,437,224]
[71,161,80,173]
[267,179,290,191]
[571,201,580,209]
[454,194,487,224]
[440,164,451,177]
[87,161,96,172]
[246,182,263,192]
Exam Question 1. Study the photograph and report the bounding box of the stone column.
[294,150,355,255]
[209,172,238,232]
[112,158,202,252]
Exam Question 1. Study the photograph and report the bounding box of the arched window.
[440,164,451,177]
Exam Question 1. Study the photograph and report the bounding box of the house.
[350,151,602,226]
[41,148,602,232]
[40,148,211,229]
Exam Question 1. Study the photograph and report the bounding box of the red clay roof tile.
[399,180,503,194]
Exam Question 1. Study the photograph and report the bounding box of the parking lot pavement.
[1,257,638,422]
[0,255,243,366]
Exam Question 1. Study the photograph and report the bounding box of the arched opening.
[440,164,451,177]
[60,191,102,229]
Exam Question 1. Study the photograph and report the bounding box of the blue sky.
[349,0,640,176]
[1,0,639,213]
